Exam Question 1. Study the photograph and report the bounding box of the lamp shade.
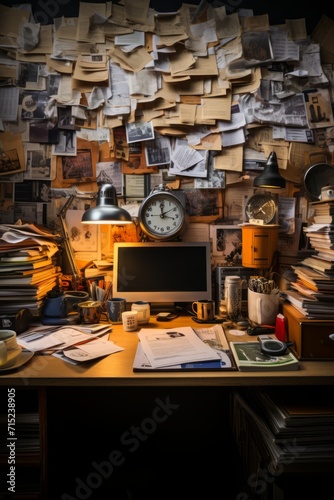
[81,183,132,224]
[253,151,286,189]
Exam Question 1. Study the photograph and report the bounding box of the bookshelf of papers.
[231,387,334,499]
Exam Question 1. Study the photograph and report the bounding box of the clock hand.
[161,208,176,216]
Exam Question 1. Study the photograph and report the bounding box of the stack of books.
[282,221,334,319]
[0,223,62,317]
[311,200,334,224]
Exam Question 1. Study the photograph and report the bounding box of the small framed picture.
[210,225,242,262]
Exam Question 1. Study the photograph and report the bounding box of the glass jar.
[225,276,242,321]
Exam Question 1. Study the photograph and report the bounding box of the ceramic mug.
[247,289,279,326]
[192,300,215,321]
[0,330,22,367]
[107,298,126,324]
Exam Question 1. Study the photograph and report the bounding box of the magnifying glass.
[258,336,294,356]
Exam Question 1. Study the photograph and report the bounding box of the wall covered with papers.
[1,0,334,248]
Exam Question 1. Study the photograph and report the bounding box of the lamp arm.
[58,194,95,289]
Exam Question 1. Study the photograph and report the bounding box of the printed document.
[137,326,221,368]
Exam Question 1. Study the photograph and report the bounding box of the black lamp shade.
[81,183,132,224]
[253,151,286,189]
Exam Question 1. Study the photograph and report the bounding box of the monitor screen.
[112,241,212,308]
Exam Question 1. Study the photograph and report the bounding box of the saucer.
[0,350,34,373]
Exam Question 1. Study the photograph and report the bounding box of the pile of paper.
[17,323,123,365]
[0,222,61,316]
[133,324,234,371]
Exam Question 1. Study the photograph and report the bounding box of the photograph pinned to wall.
[96,160,123,195]
[303,88,334,129]
[24,146,52,180]
[58,105,76,130]
[14,180,51,203]
[60,150,94,183]
[194,153,226,188]
[210,225,242,264]
[21,91,50,120]
[53,130,77,156]
[65,209,98,253]
[112,126,129,161]
[144,133,171,166]
[125,121,155,143]
[122,146,159,175]
[0,147,22,176]
[184,189,223,222]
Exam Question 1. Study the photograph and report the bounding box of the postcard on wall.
[210,224,242,261]
[125,121,155,144]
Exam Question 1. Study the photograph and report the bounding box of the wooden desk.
[1,315,333,387]
[1,316,333,500]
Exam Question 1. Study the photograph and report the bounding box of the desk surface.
[1,316,334,387]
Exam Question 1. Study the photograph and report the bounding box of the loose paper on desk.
[53,339,124,365]
[18,325,112,352]
[137,326,221,368]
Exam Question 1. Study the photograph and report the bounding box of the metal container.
[225,276,242,321]
[303,153,334,201]
[78,301,102,324]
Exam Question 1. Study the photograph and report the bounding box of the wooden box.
[283,303,334,360]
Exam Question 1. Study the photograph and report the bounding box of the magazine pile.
[133,324,236,371]
[230,338,300,371]
[282,222,334,319]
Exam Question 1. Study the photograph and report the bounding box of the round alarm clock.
[245,193,276,225]
[138,186,186,241]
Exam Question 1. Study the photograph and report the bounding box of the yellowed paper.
[214,145,243,172]
[201,94,232,121]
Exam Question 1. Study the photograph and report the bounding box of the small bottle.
[225,276,242,321]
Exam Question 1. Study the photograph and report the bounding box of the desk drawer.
[283,303,334,360]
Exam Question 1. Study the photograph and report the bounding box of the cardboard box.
[283,303,334,360]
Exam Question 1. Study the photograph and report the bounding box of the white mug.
[131,301,150,325]
[247,289,279,326]
[122,311,138,332]
[0,330,22,367]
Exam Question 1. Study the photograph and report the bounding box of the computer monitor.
[112,241,212,310]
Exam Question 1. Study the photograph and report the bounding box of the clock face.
[245,193,276,224]
[138,191,186,240]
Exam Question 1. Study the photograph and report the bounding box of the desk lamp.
[81,183,132,224]
[253,151,286,189]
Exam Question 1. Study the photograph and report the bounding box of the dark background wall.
[1,0,334,35]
